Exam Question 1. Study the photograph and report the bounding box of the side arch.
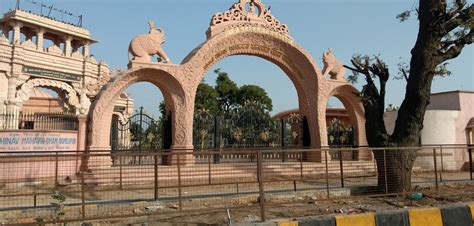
[320,82,369,159]
[15,78,80,108]
[88,67,190,152]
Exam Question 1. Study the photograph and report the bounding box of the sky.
[1,0,472,118]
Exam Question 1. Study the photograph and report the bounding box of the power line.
[15,0,83,27]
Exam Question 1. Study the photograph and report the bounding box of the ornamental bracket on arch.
[207,0,290,39]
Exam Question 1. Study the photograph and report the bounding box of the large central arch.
[87,0,368,165]
[182,30,325,149]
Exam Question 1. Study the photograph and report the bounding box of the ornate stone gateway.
[88,0,369,164]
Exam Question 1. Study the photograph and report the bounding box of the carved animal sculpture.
[322,49,344,81]
[129,20,171,63]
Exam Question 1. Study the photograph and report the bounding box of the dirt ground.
[65,182,474,225]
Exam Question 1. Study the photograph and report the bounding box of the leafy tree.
[130,122,144,142]
[214,69,239,115]
[238,85,273,112]
[345,0,473,192]
[192,69,277,148]
[195,82,219,115]
[159,101,166,119]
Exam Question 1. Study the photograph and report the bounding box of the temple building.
[385,90,474,170]
[0,9,133,149]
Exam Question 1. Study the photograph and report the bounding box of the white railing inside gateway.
[0,112,78,131]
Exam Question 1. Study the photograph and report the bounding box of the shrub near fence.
[0,146,472,223]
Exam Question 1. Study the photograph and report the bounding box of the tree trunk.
[355,0,471,193]
[364,0,445,192]
[373,149,418,192]
[385,0,441,192]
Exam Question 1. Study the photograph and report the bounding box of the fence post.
[213,116,220,164]
[256,150,266,222]
[383,149,388,194]
[119,154,123,190]
[208,153,212,185]
[439,145,444,182]
[54,152,59,188]
[177,153,183,211]
[281,119,287,162]
[154,152,159,201]
[469,145,473,181]
[433,148,439,191]
[339,150,344,188]
[300,151,303,180]
[324,149,330,198]
[81,172,85,218]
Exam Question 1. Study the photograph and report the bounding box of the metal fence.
[0,112,78,130]
[192,106,310,150]
[0,145,472,223]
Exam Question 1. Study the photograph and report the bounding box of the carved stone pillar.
[77,115,88,151]
[0,71,7,101]
[83,40,90,57]
[7,76,17,102]
[36,28,44,51]
[165,94,195,165]
[64,35,72,56]
[10,22,22,45]
[76,115,87,171]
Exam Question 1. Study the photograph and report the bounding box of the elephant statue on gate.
[322,48,345,81]
[128,20,171,63]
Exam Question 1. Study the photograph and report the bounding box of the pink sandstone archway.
[88,67,190,152]
[181,31,325,150]
[87,0,369,165]
[319,82,370,160]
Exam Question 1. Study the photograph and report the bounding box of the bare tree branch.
[441,4,474,35]
[440,29,473,61]
[401,68,409,82]
[343,64,365,74]
[350,58,374,84]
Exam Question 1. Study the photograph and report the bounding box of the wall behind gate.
[0,130,79,183]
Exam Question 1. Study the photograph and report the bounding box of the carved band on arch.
[16,78,80,107]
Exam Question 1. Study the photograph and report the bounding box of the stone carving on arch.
[16,78,80,108]
[208,0,289,38]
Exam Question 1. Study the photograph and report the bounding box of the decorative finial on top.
[207,0,289,38]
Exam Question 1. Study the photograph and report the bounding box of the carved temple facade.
[0,9,133,150]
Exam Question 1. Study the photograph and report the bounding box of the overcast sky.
[2,0,472,118]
